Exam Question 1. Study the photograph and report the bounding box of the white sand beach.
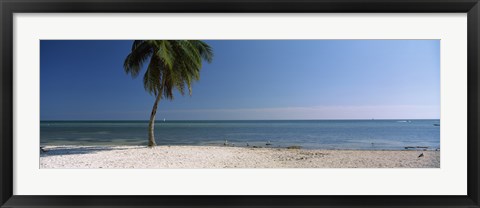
[40,145,440,168]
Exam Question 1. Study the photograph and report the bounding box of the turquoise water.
[40,120,440,150]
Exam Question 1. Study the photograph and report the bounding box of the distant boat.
[433,124,440,126]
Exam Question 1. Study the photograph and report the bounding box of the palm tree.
[124,40,213,147]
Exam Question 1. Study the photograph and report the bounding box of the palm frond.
[131,40,145,51]
[191,40,214,63]
[143,55,162,96]
[124,39,213,99]
[124,41,152,78]
[156,41,175,71]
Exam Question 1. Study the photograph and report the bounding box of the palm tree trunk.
[148,94,161,147]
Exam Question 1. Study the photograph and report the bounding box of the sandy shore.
[40,145,440,168]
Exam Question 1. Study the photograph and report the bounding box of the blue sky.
[40,40,440,120]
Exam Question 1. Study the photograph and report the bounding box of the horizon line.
[40,118,440,121]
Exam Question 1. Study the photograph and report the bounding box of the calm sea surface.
[40,120,440,150]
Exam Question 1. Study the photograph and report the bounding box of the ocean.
[40,120,440,150]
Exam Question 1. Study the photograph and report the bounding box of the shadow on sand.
[40,146,140,157]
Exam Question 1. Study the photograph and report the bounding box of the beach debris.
[286,145,302,149]
[40,147,48,153]
[405,146,429,150]
[252,146,262,148]
[266,140,272,146]
[418,153,424,158]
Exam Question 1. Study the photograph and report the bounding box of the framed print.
[1,0,479,207]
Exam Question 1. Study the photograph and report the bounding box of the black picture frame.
[1,0,479,207]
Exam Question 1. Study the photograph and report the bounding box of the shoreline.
[40,143,439,151]
[40,145,440,169]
